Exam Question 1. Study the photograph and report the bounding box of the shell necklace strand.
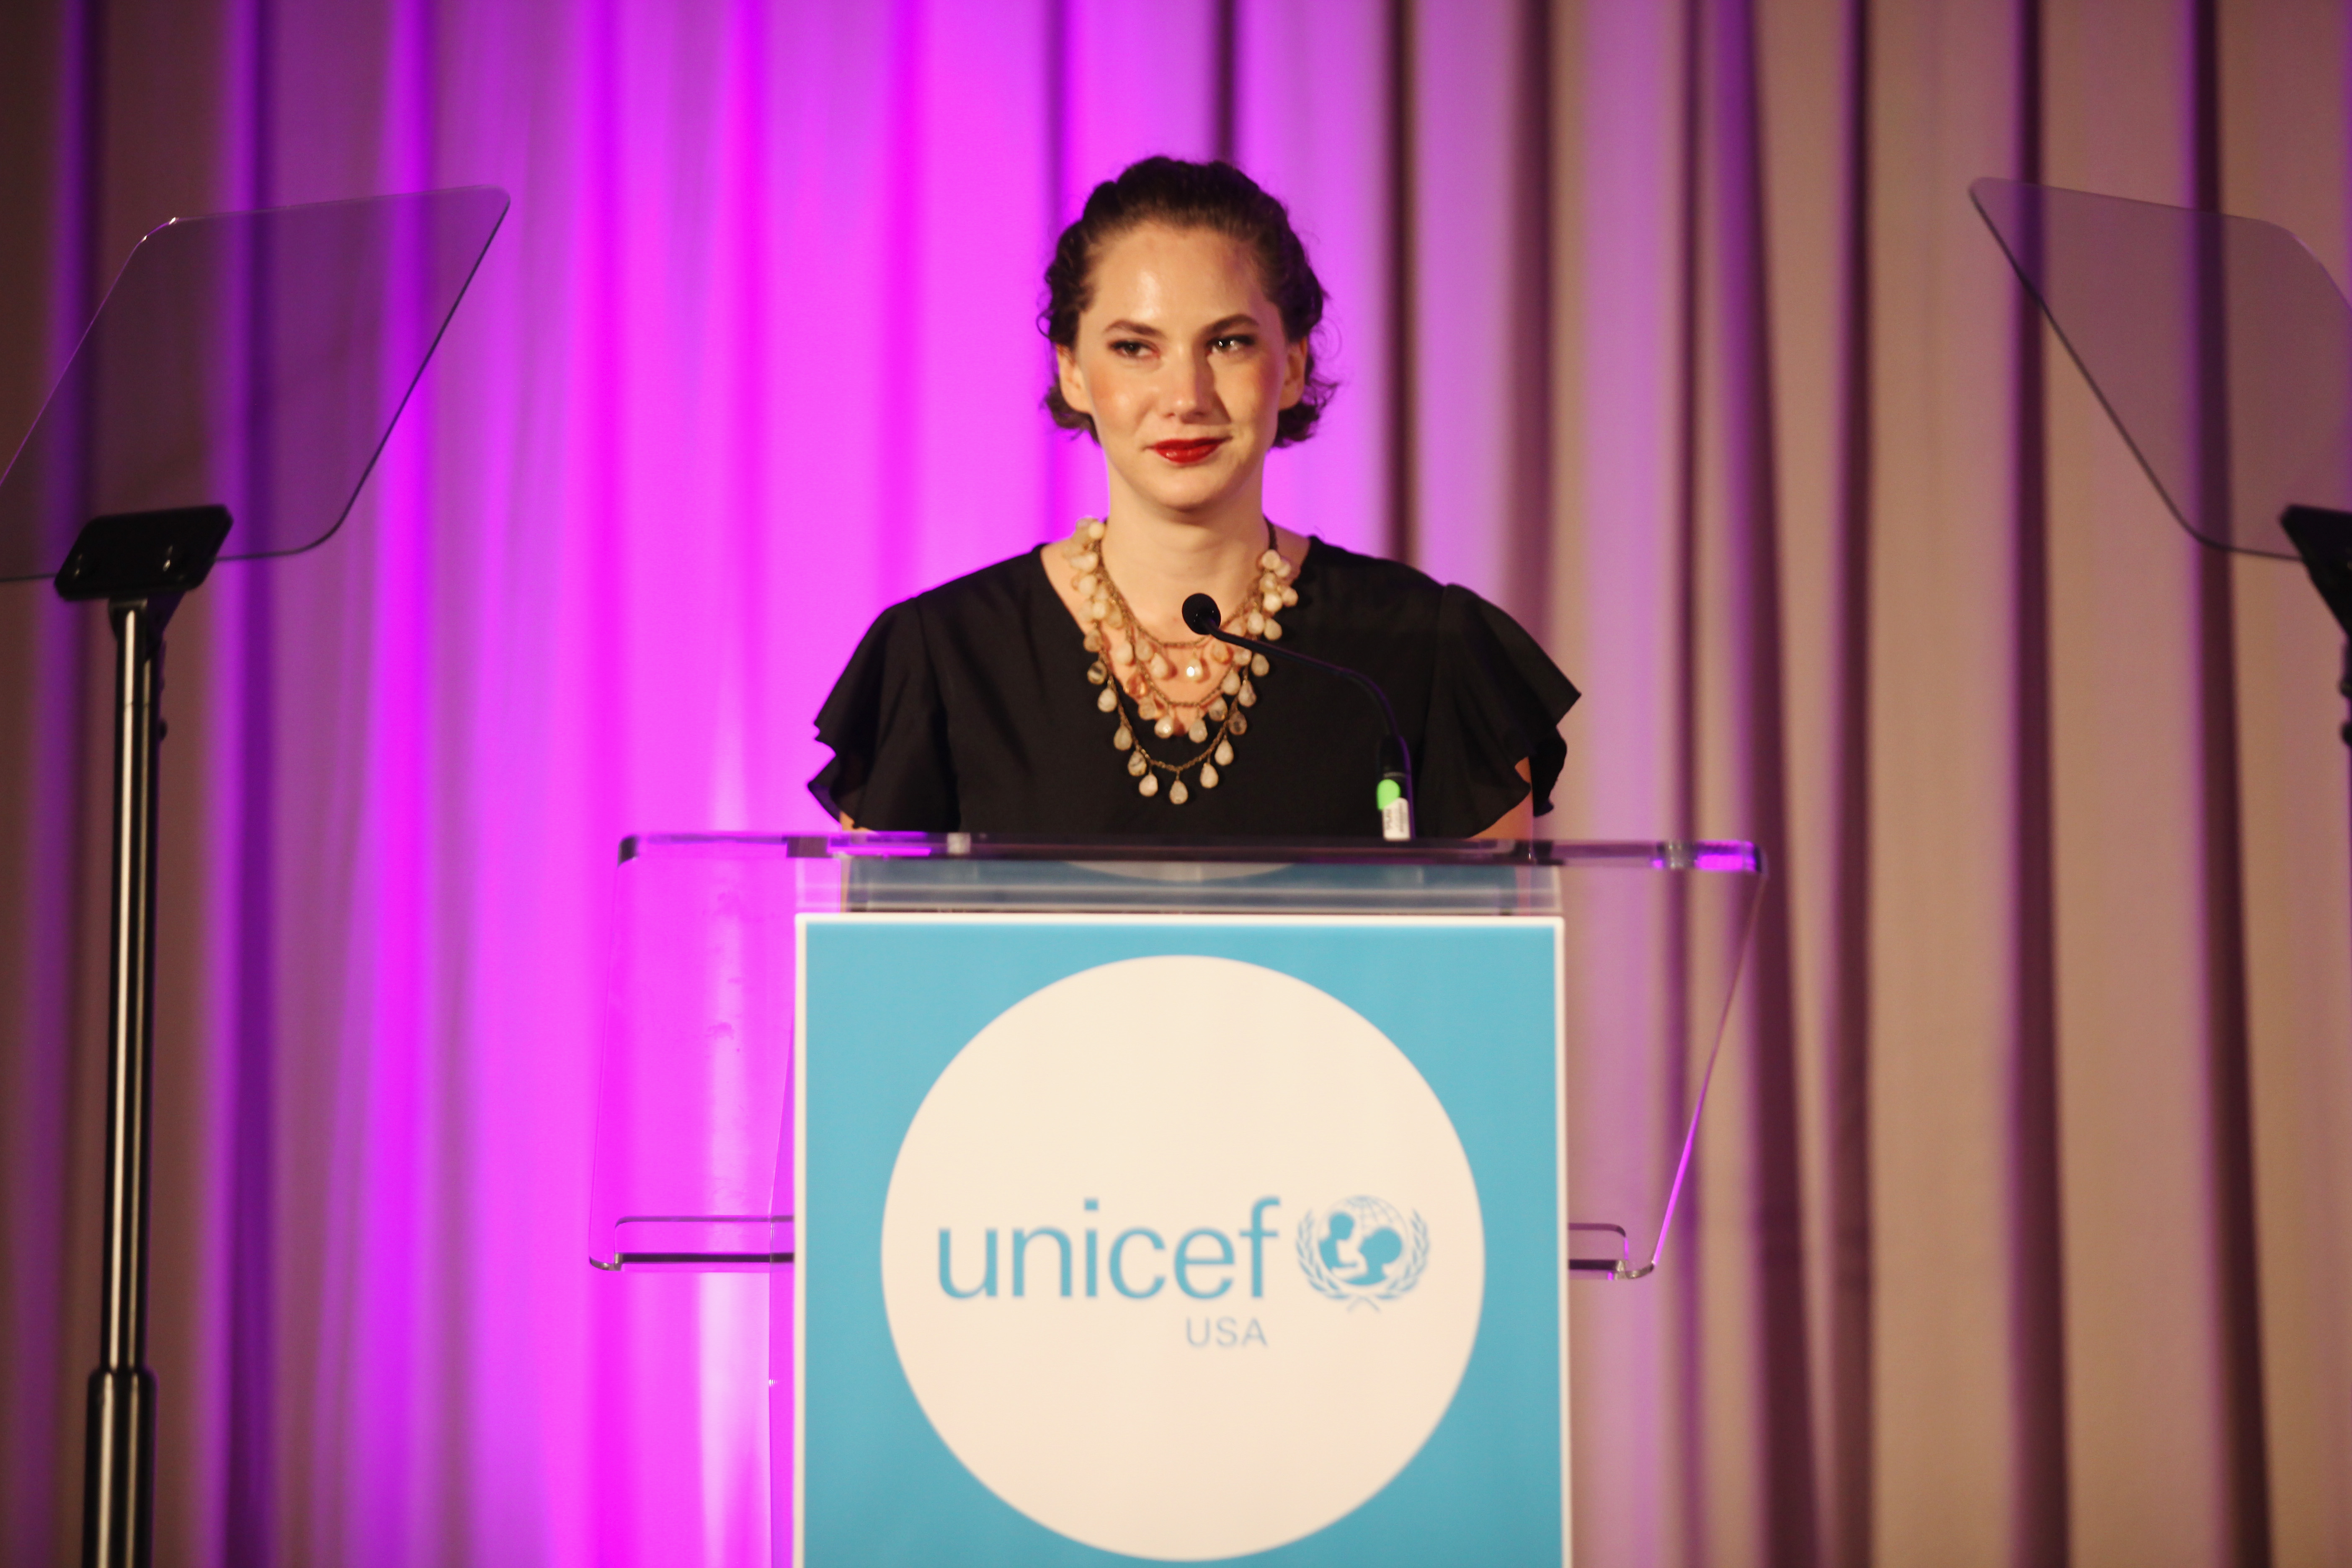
[1063,517,1298,804]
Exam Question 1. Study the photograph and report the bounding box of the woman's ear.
[1055,343,1093,415]
[1278,336,1308,409]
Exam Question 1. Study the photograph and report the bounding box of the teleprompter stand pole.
[83,595,167,1568]
[55,505,232,1568]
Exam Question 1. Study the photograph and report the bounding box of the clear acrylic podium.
[587,832,1762,1567]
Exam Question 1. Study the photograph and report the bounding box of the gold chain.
[1064,518,1296,804]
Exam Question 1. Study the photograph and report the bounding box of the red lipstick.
[1150,438,1226,466]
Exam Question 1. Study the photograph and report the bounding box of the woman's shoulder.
[1294,534,1576,715]
[1295,536,1448,628]
[886,547,1049,629]
[814,549,1050,827]
[1302,540,1563,650]
[820,548,1047,721]
[1301,536,1440,592]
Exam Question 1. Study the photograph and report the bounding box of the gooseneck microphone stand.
[1180,591,1416,840]
[53,505,233,1568]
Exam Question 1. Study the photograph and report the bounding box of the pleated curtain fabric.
[1,1,2347,1564]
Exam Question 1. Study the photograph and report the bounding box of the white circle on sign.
[879,954,1485,1562]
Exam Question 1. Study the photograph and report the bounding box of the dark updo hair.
[1040,157,1335,447]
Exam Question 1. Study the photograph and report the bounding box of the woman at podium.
[812,157,1578,840]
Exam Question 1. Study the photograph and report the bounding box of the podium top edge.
[615,832,1764,876]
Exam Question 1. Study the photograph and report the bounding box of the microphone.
[1183,592,1415,841]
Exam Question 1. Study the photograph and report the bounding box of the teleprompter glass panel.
[1973,177,2352,561]
[0,186,507,581]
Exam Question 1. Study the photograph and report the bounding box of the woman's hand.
[1473,760,1536,841]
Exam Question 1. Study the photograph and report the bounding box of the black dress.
[809,538,1580,839]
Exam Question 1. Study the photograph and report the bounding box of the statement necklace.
[1063,517,1298,804]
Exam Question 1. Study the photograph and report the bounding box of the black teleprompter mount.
[2280,505,2352,748]
[54,504,231,1568]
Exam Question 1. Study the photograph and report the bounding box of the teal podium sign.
[794,916,1567,1566]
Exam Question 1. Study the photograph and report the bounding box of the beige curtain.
[1542,2,2352,1563]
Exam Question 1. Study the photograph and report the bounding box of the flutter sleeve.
[1417,586,1581,838]
[809,601,959,830]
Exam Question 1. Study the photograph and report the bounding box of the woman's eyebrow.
[1099,318,1163,338]
[1202,314,1261,334]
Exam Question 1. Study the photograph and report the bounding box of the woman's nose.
[1164,349,1218,415]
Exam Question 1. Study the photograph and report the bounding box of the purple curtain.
[4,0,2350,1563]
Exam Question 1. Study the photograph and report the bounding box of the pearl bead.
[1086,660,1106,684]
[1128,751,1148,776]
[1251,654,1269,676]
[1078,573,1100,596]
[1087,520,1106,540]
[1186,718,1207,743]
[1261,591,1282,614]
[1089,597,1110,621]
[1154,715,1176,739]
[1149,652,1170,678]
[1220,671,1241,696]
[1199,763,1219,789]
[1281,586,1297,607]
[1137,697,1159,720]
[1138,773,1158,797]
[1238,680,1254,707]
[1262,619,1282,641]
[1214,739,1234,766]
[1228,713,1248,735]
[1207,696,1227,720]
[1113,725,1132,750]
[1246,611,1265,634]
[1082,632,1101,652]
[1260,549,1283,570]
[1097,686,1118,712]
[1181,661,1202,680]
[1168,779,1189,805]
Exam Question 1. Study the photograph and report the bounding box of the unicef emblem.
[1296,1197,1429,1308]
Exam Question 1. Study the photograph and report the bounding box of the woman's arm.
[1472,759,1536,841]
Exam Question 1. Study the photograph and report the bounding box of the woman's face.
[1056,223,1308,521]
